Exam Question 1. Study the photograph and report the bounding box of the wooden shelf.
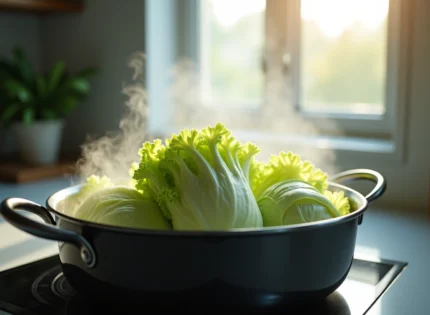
[0,159,77,183]
[0,0,84,14]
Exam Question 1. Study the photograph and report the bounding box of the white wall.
[0,12,40,155]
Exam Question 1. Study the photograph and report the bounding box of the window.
[188,0,402,138]
[297,0,389,116]
[284,0,400,140]
[147,0,409,157]
[199,0,266,109]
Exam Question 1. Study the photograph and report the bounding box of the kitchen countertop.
[0,178,429,315]
[0,176,78,207]
[0,177,74,271]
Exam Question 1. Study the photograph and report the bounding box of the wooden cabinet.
[0,0,84,14]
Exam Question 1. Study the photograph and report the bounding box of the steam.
[168,58,340,176]
[75,52,148,183]
[75,47,342,184]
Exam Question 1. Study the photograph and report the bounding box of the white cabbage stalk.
[74,186,171,230]
[257,180,341,226]
[133,123,263,231]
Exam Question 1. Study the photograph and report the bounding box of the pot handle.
[0,197,96,268]
[329,169,386,225]
[329,168,386,203]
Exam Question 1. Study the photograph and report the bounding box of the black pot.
[0,169,385,308]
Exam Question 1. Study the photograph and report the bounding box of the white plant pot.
[13,120,64,165]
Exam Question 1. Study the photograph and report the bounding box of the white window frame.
[146,0,412,165]
[280,0,411,164]
[286,0,396,138]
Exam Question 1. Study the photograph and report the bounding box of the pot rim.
[45,182,368,237]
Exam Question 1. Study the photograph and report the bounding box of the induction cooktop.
[0,254,407,315]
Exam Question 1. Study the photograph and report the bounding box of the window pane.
[299,0,389,115]
[201,0,265,109]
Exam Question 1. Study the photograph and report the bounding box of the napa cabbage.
[257,180,342,226]
[57,175,114,216]
[73,186,171,229]
[249,151,329,200]
[58,123,352,230]
[324,190,351,216]
[133,123,263,230]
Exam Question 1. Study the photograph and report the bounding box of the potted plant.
[0,46,98,165]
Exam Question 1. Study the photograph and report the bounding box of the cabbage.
[57,124,352,231]
[57,175,114,216]
[73,186,172,230]
[324,190,351,215]
[257,180,341,226]
[59,166,142,217]
[250,151,328,200]
[133,123,263,231]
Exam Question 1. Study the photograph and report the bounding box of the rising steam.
[75,48,341,184]
[168,57,340,176]
[75,52,148,183]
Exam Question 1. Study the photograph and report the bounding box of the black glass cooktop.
[0,255,407,315]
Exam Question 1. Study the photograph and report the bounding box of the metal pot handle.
[329,168,386,203]
[0,197,96,268]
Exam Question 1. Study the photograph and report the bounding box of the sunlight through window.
[201,0,266,108]
[299,0,390,115]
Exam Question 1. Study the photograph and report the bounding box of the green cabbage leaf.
[133,123,263,231]
[57,175,114,216]
[324,190,351,216]
[257,180,342,226]
[250,151,328,200]
[73,186,172,230]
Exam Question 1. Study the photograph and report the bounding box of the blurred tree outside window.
[200,0,389,116]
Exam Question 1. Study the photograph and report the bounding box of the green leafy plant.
[0,46,98,126]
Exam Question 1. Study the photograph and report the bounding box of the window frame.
[285,0,403,141]
[147,0,411,164]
